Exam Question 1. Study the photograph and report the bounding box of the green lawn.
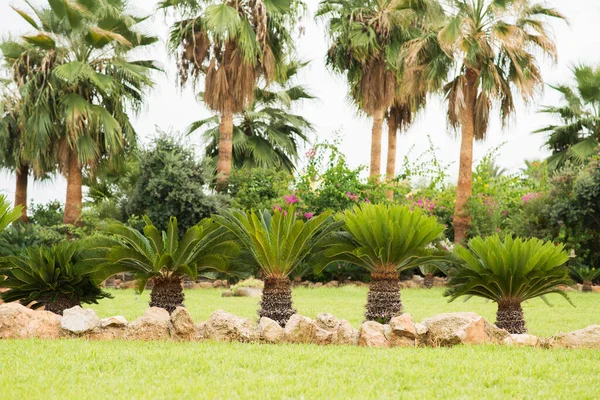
[2,287,599,399]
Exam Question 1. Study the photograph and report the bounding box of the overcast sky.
[1,0,599,207]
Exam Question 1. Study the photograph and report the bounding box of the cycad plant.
[0,241,114,315]
[0,195,23,233]
[445,236,573,334]
[214,207,342,326]
[570,266,600,293]
[101,216,241,313]
[324,204,446,323]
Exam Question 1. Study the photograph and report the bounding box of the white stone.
[61,306,100,334]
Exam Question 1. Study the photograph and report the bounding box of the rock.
[316,313,340,330]
[60,306,100,334]
[550,325,600,349]
[170,307,195,341]
[99,316,128,328]
[358,321,389,348]
[314,326,336,345]
[212,280,227,288]
[433,277,447,287]
[592,286,600,293]
[125,307,171,341]
[313,282,324,288]
[259,317,284,343]
[197,282,213,289]
[194,322,208,340]
[204,310,259,342]
[284,314,316,343]
[85,326,126,340]
[504,333,539,347]
[325,281,339,288]
[0,303,62,339]
[221,290,234,297]
[412,275,424,284]
[337,319,359,345]
[234,287,262,298]
[388,314,417,347]
[119,280,136,290]
[420,312,509,347]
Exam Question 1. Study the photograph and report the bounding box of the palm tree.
[213,207,342,326]
[100,216,242,313]
[570,266,600,293]
[161,0,305,189]
[323,203,446,323]
[408,0,565,243]
[535,64,600,170]
[187,62,314,173]
[446,236,573,334]
[3,0,158,225]
[318,0,443,179]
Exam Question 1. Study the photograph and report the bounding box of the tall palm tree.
[187,62,314,173]
[161,0,305,190]
[535,64,600,170]
[414,0,565,243]
[2,0,158,225]
[317,0,444,179]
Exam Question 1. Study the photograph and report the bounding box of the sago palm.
[213,207,342,326]
[445,236,573,334]
[323,203,446,323]
[570,266,600,293]
[100,216,242,313]
[407,0,565,242]
[0,240,115,315]
[2,0,158,225]
[535,64,600,170]
[188,62,314,173]
[0,195,23,233]
[161,0,305,189]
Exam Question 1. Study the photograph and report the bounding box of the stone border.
[1,303,598,349]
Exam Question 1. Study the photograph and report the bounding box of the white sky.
[1,0,599,206]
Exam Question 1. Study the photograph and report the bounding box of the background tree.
[535,64,600,170]
[2,0,159,225]
[161,0,305,189]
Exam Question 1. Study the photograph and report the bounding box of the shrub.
[0,223,64,256]
[28,200,64,226]
[570,266,600,292]
[227,168,292,211]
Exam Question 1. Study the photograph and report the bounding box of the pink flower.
[304,212,314,219]
[271,204,283,212]
[522,192,540,203]
[364,198,370,203]
[306,148,316,159]
[346,192,359,201]
[284,194,299,204]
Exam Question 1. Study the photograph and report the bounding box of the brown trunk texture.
[453,70,478,243]
[149,276,184,314]
[386,112,398,201]
[582,281,593,292]
[44,295,80,315]
[424,273,434,289]
[216,108,234,192]
[260,276,296,327]
[63,149,83,226]
[369,109,384,179]
[365,270,402,323]
[14,164,29,223]
[496,300,526,334]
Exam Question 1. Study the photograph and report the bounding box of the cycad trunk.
[44,295,80,315]
[369,109,385,179]
[453,70,478,243]
[386,112,398,201]
[14,164,29,223]
[216,106,234,192]
[582,281,593,292]
[423,273,434,289]
[150,276,184,314]
[260,276,295,327]
[496,300,526,334]
[63,149,83,226]
[366,270,402,323]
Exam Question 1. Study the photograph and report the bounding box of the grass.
[2,287,599,399]
[88,286,599,337]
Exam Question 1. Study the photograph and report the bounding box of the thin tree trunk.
[453,70,478,243]
[216,105,234,192]
[14,164,29,223]
[495,300,526,334]
[386,112,398,201]
[370,109,385,179]
[423,273,434,289]
[365,270,402,323]
[260,276,295,327]
[63,149,83,226]
[150,275,184,314]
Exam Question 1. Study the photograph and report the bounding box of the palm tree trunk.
[582,281,593,292]
[260,276,296,327]
[453,70,478,243]
[14,164,29,223]
[369,109,385,179]
[365,270,402,323]
[496,300,526,334]
[44,294,80,315]
[216,106,234,192]
[150,275,184,314]
[423,273,434,289]
[64,149,83,226]
[386,111,398,201]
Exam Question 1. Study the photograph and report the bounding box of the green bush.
[227,168,292,211]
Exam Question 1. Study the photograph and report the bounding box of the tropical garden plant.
[161,0,305,189]
[100,216,242,313]
[445,236,573,334]
[570,266,600,293]
[1,0,158,225]
[0,240,115,315]
[213,207,342,326]
[323,203,446,323]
